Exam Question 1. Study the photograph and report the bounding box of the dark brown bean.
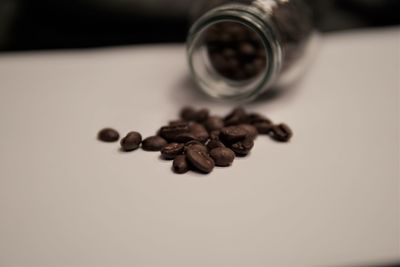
[245,113,272,125]
[231,138,254,156]
[172,155,189,174]
[186,148,215,173]
[239,42,256,57]
[189,123,209,143]
[238,124,258,140]
[220,126,247,144]
[161,143,184,160]
[184,141,208,154]
[224,107,247,126]
[180,106,197,121]
[210,130,220,141]
[159,124,189,141]
[169,120,187,126]
[209,147,235,167]
[254,121,273,134]
[171,132,197,143]
[120,131,142,151]
[98,128,119,142]
[207,139,226,151]
[204,116,224,132]
[270,123,293,142]
[194,108,209,123]
[141,136,168,151]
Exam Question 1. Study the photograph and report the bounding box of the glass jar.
[187,0,316,101]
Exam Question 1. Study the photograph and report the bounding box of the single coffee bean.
[209,147,235,167]
[193,108,209,123]
[120,131,142,151]
[169,120,187,126]
[159,124,189,141]
[161,143,184,160]
[207,140,225,150]
[238,124,258,140]
[230,138,254,156]
[254,121,273,134]
[98,128,119,142]
[141,136,168,151]
[224,107,247,126]
[172,155,189,174]
[189,123,209,143]
[186,148,215,174]
[220,126,247,144]
[180,106,197,121]
[171,132,197,143]
[210,130,220,141]
[245,113,272,125]
[270,123,293,142]
[204,116,224,132]
[184,141,208,154]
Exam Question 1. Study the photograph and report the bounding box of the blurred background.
[0,0,399,52]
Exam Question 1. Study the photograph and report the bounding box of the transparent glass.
[187,0,315,101]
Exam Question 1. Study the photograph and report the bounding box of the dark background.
[0,0,399,52]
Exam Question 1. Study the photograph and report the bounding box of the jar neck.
[187,3,283,101]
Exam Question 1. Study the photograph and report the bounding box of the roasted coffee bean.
[245,113,272,125]
[204,116,224,132]
[239,42,256,57]
[161,143,184,160]
[172,155,189,174]
[238,124,258,140]
[171,132,196,143]
[224,107,247,126]
[184,141,208,154]
[189,123,209,143]
[254,121,273,134]
[186,148,215,173]
[220,126,247,144]
[142,136,168,151]
[169,120,187,126]
[98,128,119,142]
[210,130,220,141]
[231,138,254,156]
[159,124,189,141]
[270,123,293,142]
[180,106,197,121]
[209,147,235,167]
[207,140,225,150]
[194,108,209,123]
[120,131,142,151]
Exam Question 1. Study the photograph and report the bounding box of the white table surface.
[0,27,399,266]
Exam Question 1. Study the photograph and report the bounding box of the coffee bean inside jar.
[205,21,267,82]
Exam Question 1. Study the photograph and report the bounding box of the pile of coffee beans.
[205,22,267,81]
[98,107,292,174]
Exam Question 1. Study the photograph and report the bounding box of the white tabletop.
[0,27,399,266]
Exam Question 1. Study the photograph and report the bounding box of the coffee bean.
[204,116,224,132]
[189,123,209,143]
[239,42,256,57]
[98,128,119,142]
[161,143,184,160]
[184,141,208,154]
[180,106,197,121]
[254,122,273,134]
[210,130,220,141]
[159,123,189,141]
[230,138,254,156]
[238,124,258,140]
[220,126,247,144]
[172,155,189,174]
[120,131,142,151]
[207,140,225,150]
[209,147,235,167]
[224,107,247,126]
[245,113,272,125]
[270,123,293,142]
[169,120,187,126]
[142,136,167,151]
[194,108,209,123]
[186,148,215,173]
[172,132,197,143]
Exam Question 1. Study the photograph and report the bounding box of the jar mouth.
[187,6,281,101]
